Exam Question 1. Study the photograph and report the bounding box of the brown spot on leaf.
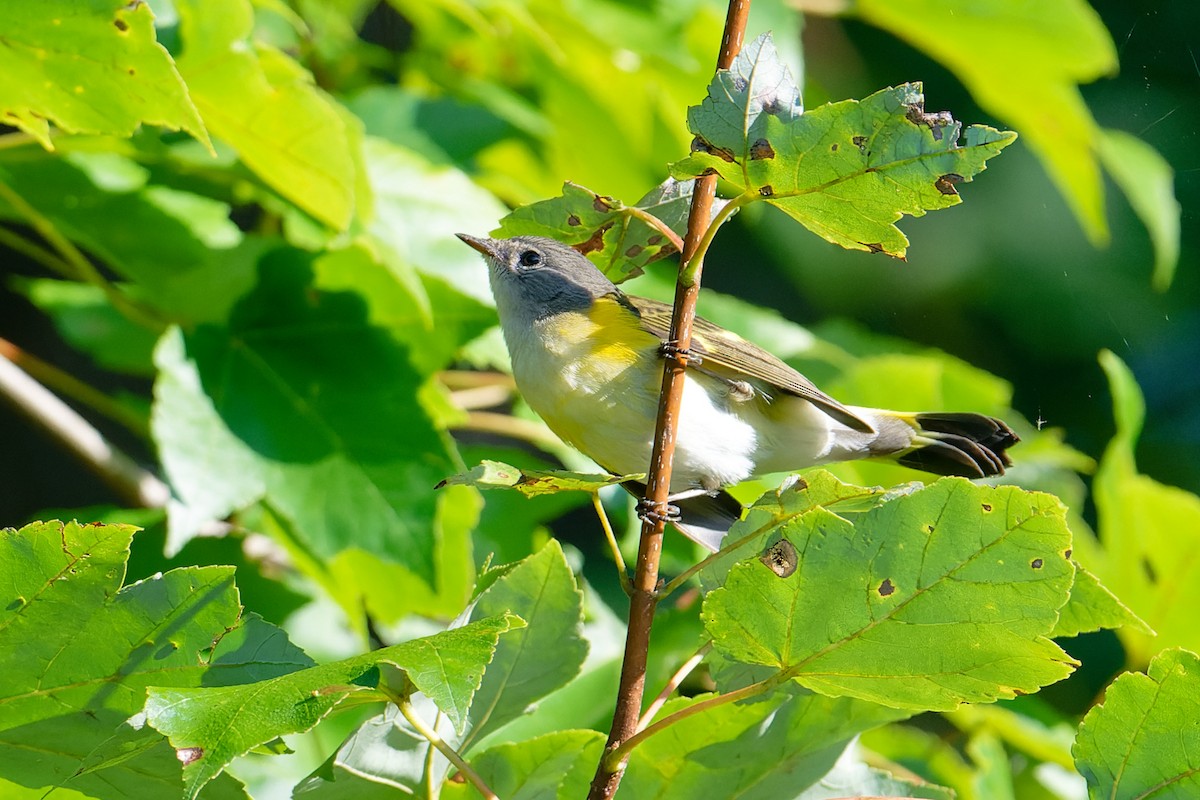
[1031,558,1044,570]
[570,222,614,257]
[905,102,955,140]
[647,234,663,246]
[176,747,203,766]
[567,214,581,226]
[981,503,993,512]
[592,195,614,213]
[760,539,798,578]
[114,17,129,31]
[733,76,749,92]
[1142,557,1157,583]
[830,143,839,152]
[691,135,736,162]
[749,138,775,160]
[625,244,643,258]
[852,135,868,153]
[935,173,963,196]
[878,578,896,597]
[1064,549,1073,559]
[759,185,774,198]
[923,524,935,534]
[863,242,885,254]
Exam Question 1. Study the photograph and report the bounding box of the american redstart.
[458,233,1018,551]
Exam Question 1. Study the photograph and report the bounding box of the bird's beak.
[456,233,499,259]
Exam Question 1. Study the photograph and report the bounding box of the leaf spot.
[646,234,663,246]
[760,539,798,578]
[830,142,839,152]
[935,173,964,195]
[690,135,736,162]
[624,244,643,258]
[1031,558,1044,570]
[981,502,993,512]
[567,214,581,226]
[114,17,129,32]
[592,195,614,213]
[749,138,776,160]
[759,185,774,198]
[923,523,935,534]
[571,221,614,256]
[1064,548,1073,559]
[732,76,749,92]
[878,578,896,597]
[863,242,885,254]
[176,747,203,765]
[852,135,868,153]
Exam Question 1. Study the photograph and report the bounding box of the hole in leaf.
[852,135,868,153]
[935,173,963,195]
[760,539,798,578]
[176,747,203,765]
[759,185,774,197]
[749,138,775,160]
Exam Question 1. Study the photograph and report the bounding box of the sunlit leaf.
[463,729,605,800]
[703,480,1076,710]
[146,613,523,799]
[1074,648,1200,799]
[438,459,641,498]
[0,1,207,148]
[672,34,1016,258]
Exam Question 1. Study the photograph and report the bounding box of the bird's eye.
[518,250,542,268]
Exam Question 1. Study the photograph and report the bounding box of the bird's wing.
[626,294,874,433]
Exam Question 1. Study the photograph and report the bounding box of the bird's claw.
[637,498,681,526]
[660,340,702,367]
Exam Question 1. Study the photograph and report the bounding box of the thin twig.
[0,225,76,278]
[588,4,752,798]
[396,698,497,800]
[0,338,150,438]
[622,206,685,253]
[605,671,781,771]
[0,347,169,509]
[637,640,713,730]
[451,410,565,453]
[592,492,632,595]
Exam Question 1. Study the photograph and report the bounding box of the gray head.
[456,234,619,324]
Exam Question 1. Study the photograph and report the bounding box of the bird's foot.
[637,497,681,526]
[660,340,702,368]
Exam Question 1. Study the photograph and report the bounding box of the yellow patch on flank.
[585,296,652,370]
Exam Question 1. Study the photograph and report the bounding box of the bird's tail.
[884,411,1019,478]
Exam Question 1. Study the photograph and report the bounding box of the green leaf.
[850,0,1116,244]
[461,540,587,752]
[152,248,454,574]
[703,480,1077,710]
[1097,128,1181,291]
[622,690,911,799]
[1053,562,1152,639]
[1073,648,1200,799]
[438,460,642,498]
[464,729,605,800]
[145,613,524,800]
[796,761,953,800]
[293,705,433,799]
[172,0,360,229]
[672,34,1016,258]
[0,1,207,149]
[1092,351,1200,663]
[17,279,159,375]
[0,520,304,798]
[495,179,709,282]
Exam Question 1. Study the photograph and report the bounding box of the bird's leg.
[660,339,702,368]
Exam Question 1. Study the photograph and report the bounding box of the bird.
[457,233,1018,551]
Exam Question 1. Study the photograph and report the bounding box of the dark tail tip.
[896,413,1020,478]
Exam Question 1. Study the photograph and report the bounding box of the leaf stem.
[588,4,752,798]
[396,697,497,800]
[592,492,632,595]
[637,640,713,730]
[622,206,685,253]
[679,192,751,287]
[0,225,76,277]
[605,672,782,771]
[659,513,783,598]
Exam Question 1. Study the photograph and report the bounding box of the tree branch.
[588,4,752,797]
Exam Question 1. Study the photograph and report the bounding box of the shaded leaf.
[1097,128,1181,290]
[623,690,911,799]
[145,613,523,799]
[704,480,1077,710]
[464,729,605,800]
[438,459,641,498]
[152,248,454,574]
[1074,648,1200,799]
[846,0,1116,243]
[0,0,207,148]
[1092,350,1200,662]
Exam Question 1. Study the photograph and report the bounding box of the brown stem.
[587,4,752,798]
